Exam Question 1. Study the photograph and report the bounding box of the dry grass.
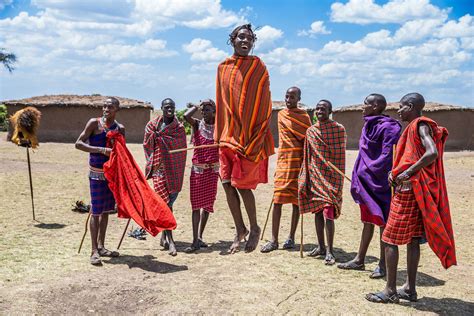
[0,131,473,314]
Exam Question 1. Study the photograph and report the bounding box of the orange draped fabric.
[388,117,456,269]
[214,55,275,162]
[273,108,312,205]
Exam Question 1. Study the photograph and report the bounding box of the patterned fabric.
[382,189,424,245]
[298,120,346,218]
[351,115,401,226]
[103,131,176,236]
[215,55,275,162]
[88,118,119,216]
[273,108,312,205]
[385,116,456,269]
[190,123,219,212]
[143,116,187,201]
[89,179,116,216]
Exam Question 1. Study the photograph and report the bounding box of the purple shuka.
[350,115,401,226]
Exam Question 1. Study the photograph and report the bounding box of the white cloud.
[254,25,283,49]
[330,0,449,25]
[437,14,474,38]
[182,38,227,62]
[298,21,331,37]
[83,39,177,61]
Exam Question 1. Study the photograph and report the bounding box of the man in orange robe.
[261,87,311,253]
[366,93,456,304]
[215,24,275,253]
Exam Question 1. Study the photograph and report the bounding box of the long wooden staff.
[260,197,274,240]
[117,218,131,250]
[26,146,36,221]
[300,213,304,258]
[169,143,220,154]
[78,212,91,254]
[391,144,396,196]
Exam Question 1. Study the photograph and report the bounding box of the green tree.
[175,109,192,135]
[0,48,16,73]
[0,104,7,131]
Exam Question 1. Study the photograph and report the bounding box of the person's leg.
[288,204,300,241]
[223,183,247,253]
[198,210,210,241]
[261,203,281,253]
[384,244,399,296]
[324,218,336,264]
[97,213,109,249]
[185,210,200,252]
[238,188,260,252]
[89,215,101,264]
[309,212,326,256]
[338,223,374,269]
[377,227,387,274]
[404,238,420,295]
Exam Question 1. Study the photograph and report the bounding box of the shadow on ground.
[105,255,188,274]
[34,223,67,229]
[402,297,474,315]
[397,270,446,287]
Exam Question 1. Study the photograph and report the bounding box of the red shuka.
[104,131,177,236]
[392,117,456,269]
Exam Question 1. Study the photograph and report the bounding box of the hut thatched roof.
[272,101,310,110]
[333,102,472,113]
[2,94,153,109]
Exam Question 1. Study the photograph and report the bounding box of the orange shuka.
[214,55,275,162]
[273,108,312,205]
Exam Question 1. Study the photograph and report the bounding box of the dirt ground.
[0,132,473,314]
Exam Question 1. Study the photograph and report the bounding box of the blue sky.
[0,0,473,109]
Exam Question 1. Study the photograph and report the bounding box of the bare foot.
[244,226,261,253]
[168,242,177,256]
[228,229,249,254]
[324,252,336,265]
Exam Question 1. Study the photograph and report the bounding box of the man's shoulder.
[331,120,346,132]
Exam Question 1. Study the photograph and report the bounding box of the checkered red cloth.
[298,120,346,217]
[190,127,219,212]
[143,116,187,199]
[382,189,424,245]
[388,116,456,269]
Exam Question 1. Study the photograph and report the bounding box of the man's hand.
[394,169,412,185]
[104,148,112,157]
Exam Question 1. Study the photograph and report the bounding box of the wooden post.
[260,198,274,240]
[78,212,91,254]
[26,147,35,221]
[117,219,131,250]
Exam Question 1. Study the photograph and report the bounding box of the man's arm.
[183,104,200,132]
[75,118,112,156]
[394,122,437,184]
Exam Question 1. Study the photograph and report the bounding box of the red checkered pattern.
[152,176,170,204]
[298,120,346,218]
[382,189,424,245]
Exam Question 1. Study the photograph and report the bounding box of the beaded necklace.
[199,120,214,140]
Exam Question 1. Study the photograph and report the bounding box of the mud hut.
[271,101,314,147]
[3,95,153,143]
[332,102,474,151]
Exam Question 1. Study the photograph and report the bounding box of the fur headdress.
[10,106,41,149]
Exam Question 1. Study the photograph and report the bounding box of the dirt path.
[1,133,473,314]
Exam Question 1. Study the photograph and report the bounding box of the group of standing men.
[76,23,456,304]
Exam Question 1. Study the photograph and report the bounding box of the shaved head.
[287,86,301,98]
[368,93,387,111]
[400,93,425,111]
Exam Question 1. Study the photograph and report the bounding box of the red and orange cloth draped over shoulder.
[214,55,275,162]
[273,108,312,205]
[389,117,456,269]
[103,131,177,236]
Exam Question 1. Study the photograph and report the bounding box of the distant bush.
[175,109,192,135]
[0,104,7,131]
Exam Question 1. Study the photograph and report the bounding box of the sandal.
[337,261,365,270]
[397,287,418,302]
[90,252,102,266]
[282,238,295,250]
[308,247,326,257]
[369,266,386,279]
[98,248,119,257]
[260,241,278,253]
[198,239,208,248]
[365,291,399,304]
[185,244,200,253]
[324,253,336,265]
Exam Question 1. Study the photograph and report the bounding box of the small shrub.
[175,109,192,135]
[0,104,7,131]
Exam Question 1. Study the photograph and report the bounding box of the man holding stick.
[215,24,275,253]
[298,100,346,265]
[261,87,311,253]
[75,97,124,265]
[143,98,187,256]
[338,94,401,278]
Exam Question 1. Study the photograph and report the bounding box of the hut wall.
[332,109,474,151]
[6,105,151,143]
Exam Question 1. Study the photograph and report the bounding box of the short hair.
[161,98,175,107]
[368,93,387,111]
[228,24,257,45]
[202,99,216,112]
[400,93,425,111]
[287,86,301,99]
[105,97,120,107]
[318,99,333,113]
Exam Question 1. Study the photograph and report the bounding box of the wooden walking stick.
[26,146,36,221]
[117,218,131,250]
[260,198,274,240]
[78,212,91,254]
[300,213,304,258]
[169,143,220,154]
[391,144,396,196]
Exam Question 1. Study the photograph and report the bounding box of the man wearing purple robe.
[338,94,401,279]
